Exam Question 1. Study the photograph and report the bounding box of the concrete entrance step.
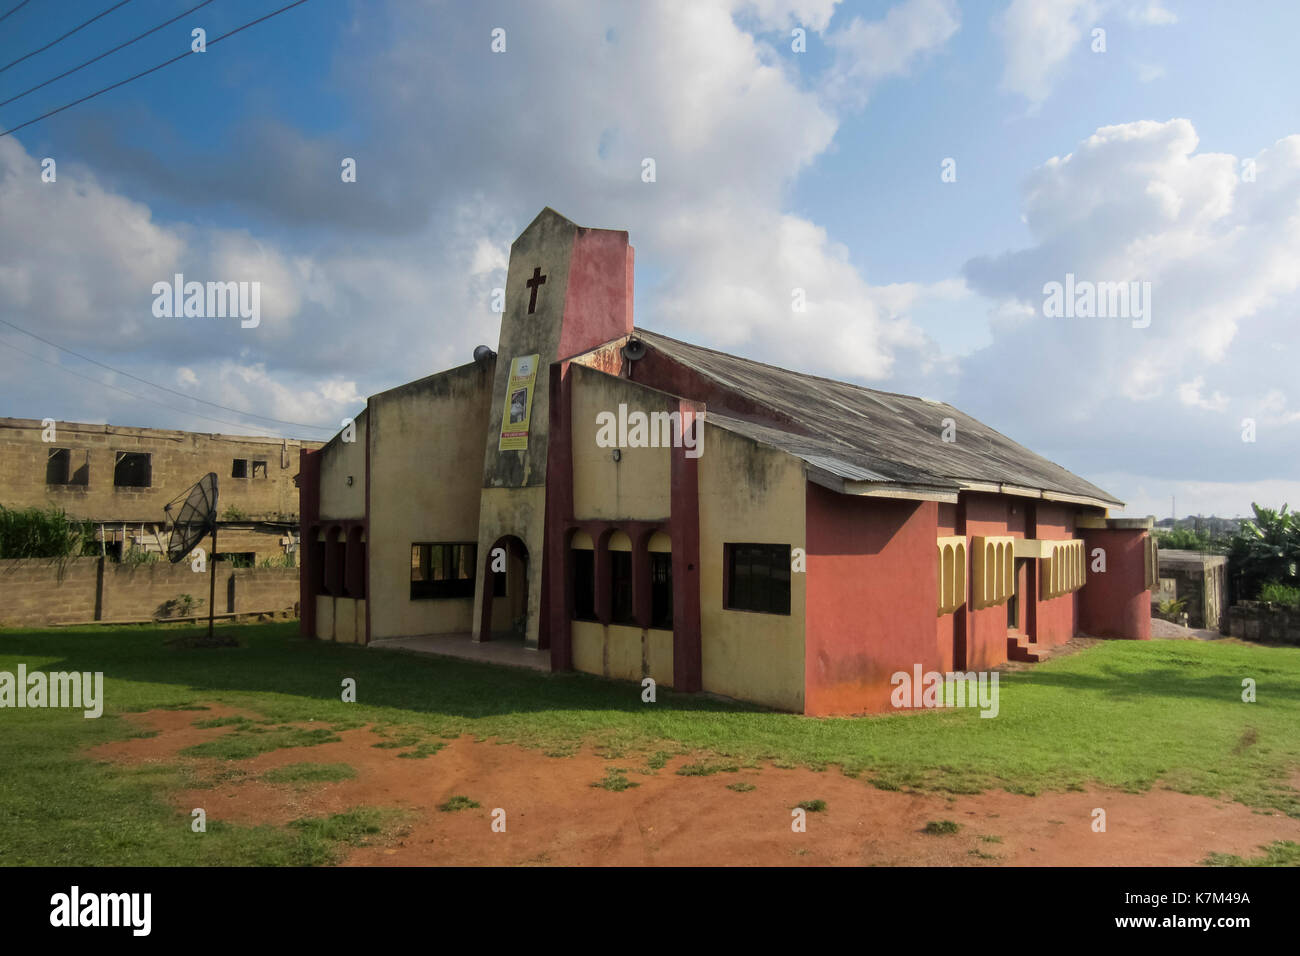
[1006,633,1048,663]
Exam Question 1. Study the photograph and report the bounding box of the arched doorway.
[478,535,528,642]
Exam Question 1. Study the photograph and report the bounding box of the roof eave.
[807,466,960,504]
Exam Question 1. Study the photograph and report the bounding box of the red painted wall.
[1079,528,1152,640]
[1032,502,1080,647]
[557,228,634,361]
[805,484,942,715]
[961,494,1016,671]
[935,502,958,673]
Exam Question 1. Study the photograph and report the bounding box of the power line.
[0,335,317,435]
[0,317,335,432]
[0,0,134,75]
[0,1,32,25]
[0,0,217,109]
[0,0,312,138]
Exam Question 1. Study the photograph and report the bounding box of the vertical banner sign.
[499,354,540,451]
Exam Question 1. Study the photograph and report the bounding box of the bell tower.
[472,208,634,648]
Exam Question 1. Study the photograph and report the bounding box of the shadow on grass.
[3,624,1299,724]
[0,622,764,720]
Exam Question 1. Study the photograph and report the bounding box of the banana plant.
[1230,503,1300,596]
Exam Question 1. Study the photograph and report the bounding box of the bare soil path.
[88,707,1300,866]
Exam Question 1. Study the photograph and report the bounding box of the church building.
[298,208,1155,715]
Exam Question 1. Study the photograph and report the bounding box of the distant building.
[299,208,1156,715]
[1153,549,1228,631]
[0,417,323,564]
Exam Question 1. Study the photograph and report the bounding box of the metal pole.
[208,525,217,641]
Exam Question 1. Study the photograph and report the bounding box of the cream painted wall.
[698,423,806,711]
[319,411,367,520]
[368,365,493,639]
[569,620,674,688]
[472,485,546,646]
[316,594,334,641]
[570,367,672,521]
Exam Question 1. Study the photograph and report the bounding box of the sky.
[1,0,1297,519]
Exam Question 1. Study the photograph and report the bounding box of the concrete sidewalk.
[368,632,550,672]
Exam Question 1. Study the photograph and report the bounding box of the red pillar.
[632,528,653,629]
[545,363,575,670]
[670,401,704,692]
[953,494,969,669]
[345,526,365,598]
[298,448,320,639]
[1079,528,1152,640]
[1025,502,1039,642]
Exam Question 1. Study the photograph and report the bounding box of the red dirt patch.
[92,707,1300,866]
[87,704,252,764]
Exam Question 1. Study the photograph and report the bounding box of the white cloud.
[823,0,960,108]
[995,0,1175,106]
[996,0,1098,105]
[736,0,840,32]
[1177,376,1228,412]
[1125,2,1176,26]
[959,118,1300,499]
[1136,62,1165,82]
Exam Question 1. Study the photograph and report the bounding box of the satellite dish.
[164,473,218,563]
[162,473,223,643]
[621,338,646,362]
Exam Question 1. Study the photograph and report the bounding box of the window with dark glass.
[725,543,791,615]
[650,551,673,630]
[232,458,249,478]
[572,549,596,621]
[610,551,635,625]
[410,542,477,599]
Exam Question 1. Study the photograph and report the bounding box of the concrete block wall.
[0,557,299,627]
[0,558,102,626]
[1228,601,1300,644]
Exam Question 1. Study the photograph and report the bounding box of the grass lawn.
[1,621,1298,865]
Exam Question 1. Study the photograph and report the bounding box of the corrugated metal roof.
[633,329,1122,506]
[797,454,896,484]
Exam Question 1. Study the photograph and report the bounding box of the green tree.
[1155,527,1226,552]
[1229,503,1300,598]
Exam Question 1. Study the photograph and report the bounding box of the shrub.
[0,506,98,559]
[1156,598,1188,621]
[1259,581,1300,609]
